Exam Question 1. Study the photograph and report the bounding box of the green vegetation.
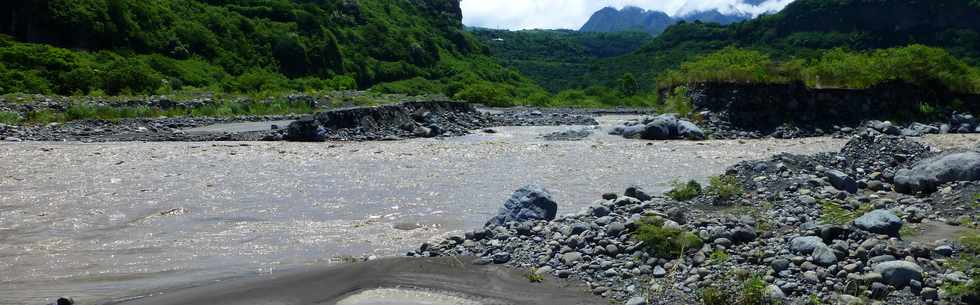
[0,0,547,104]
[633,216,703,258]
[0,111,21,125]
[525,268,545,283]
[698,272,775,305]
[819,200,873,225]
[15,99,316,125]
[706,175,744,202]
[666,180,703,201]
[700,287,729,305]
[943,231,980,302]
[468,28,651,92]
[708,249,730,265]
[582,0,980,92]
[657,45,980,94]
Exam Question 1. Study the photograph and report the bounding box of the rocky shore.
[413,132,980,305]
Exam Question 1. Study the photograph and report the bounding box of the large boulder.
[486,185,558,226]
[613,114,704,141]
[853,210,903,237]
[285,117,328,142]
[825,170,858,194]
[894,152,980,194]
[790,236,826,254]
[872,261,923,289]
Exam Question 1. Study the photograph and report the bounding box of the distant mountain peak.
[580,5,754,36]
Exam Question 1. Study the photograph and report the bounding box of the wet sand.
[104,256,603,305]
[0,117,858,304]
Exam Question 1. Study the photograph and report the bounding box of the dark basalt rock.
[486,185,558,226]
[682,82,980,130]
[285,101,482,141]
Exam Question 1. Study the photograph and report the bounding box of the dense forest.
[467,28,651,92]
[0,0,542,105]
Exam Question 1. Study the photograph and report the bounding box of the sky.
[461,0,795,30]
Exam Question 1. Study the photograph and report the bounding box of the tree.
[621,72,639,96]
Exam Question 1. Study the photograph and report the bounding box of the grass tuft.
[707,175,743,203]
[666,180,703,201]
[819,200,872,225]
[633,216,703,259]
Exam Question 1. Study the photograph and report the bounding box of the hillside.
[586,0,980,91]
[468,28,651,92]
[0,0,541,103]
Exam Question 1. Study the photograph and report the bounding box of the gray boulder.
[542,127,593,141]
[615,114,704,141]
[486,185,558,226]
[812,245,838,266]
[894,152,980,194]
[853,210,903,237]
[825,170,858,194]
[790,236,826,254]
[873,261,923,289]
[870,120,901,135]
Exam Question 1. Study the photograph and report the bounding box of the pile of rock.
[541,127,595,141]
[285,101,487,141]
[867,114,980,137]
[413,135,979,305]
[610,114,705,141]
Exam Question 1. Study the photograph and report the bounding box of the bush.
[104,58,164,95]
[633,216,703,258]
[453,82,513,107]
[666,180,702,201]
[0,111,22,125]
[706,175,743,202]
[738,274,771,305]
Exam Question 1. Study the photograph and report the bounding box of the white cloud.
[461,0,794,30]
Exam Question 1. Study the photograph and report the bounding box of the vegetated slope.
[0,0,541,102]
[590,0,980,91]
[468,28,651,92]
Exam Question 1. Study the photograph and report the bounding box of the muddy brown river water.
[0,116,853,304]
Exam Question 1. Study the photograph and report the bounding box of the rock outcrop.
[894,152,980,194]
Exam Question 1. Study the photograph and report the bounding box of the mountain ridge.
[579,5,755,36]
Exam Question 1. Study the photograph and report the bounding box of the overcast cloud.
[461,0,795,30]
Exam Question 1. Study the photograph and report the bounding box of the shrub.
[0,111,22,125]
[453,82,512,107]
[104,58,165,95]
[666,180,702,201]
[706,175,743,202]
[633,216,703,258]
